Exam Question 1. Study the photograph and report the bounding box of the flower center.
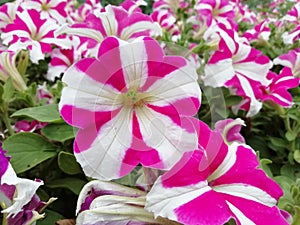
[41,3,50,11]
[122,90,148,108]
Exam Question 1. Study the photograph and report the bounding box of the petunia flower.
[243,20,271,43]
[274,49,300,78]
[120,0,147,14]
[282,2,300,25]
[202,25,272,116]
[0,50,27,91]
[56,4,161,56]
[59,36,201,180]
[1,9,71,63]
[260,68,300,107]
[195,0,236,29]
[0,142,48,225]
[20,0,68,25]
[146,119,289,225]
[76,180,181,225]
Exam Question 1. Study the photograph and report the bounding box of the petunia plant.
[0,0,299,225]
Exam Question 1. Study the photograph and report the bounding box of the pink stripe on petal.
[175,190,231,225]
[224,195,289,225]
[60,105,120,129]
[161,150,208,187]
[213,145,283,200]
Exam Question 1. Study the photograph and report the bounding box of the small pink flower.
[274,49,300,77]
[146,119,289,225]
[14,120,47,133]
[151,9,180,38]
[195,0,236,29]
[260,68,300,107]
[20,0,68,24]
[56,4,161,55]
[1,9,71,63]
[121,0,147,14]
[203,26,272,116]
[282,2,300,25]
[59,37,201,180]
[243,20,271,42]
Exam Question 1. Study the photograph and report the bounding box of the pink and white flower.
[59,36,201,180]
[243,20,271,42]
[274,49,300,77]
[202,26,272,116]
[1,9,71,63]
[195,0,236,29]
[56,4,161,56]
[0,2,18,31]
[20,0,68,25]
[282,2,300,25]
[260,68,300,107]
[146,119,289,225]
[0,142,45,224]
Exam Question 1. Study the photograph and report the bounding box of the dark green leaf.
[11,104,62,122]
[41,123,76,142]
[2,132,57,173]
[46,178,87,195]
[58,151,82,175]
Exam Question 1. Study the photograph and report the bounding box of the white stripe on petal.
[59,66,122,112]
[215,184,277,207]
[207,142,239,182]
[121,21,162,40]
[136,106,198,169]
[119,39,148,90]
[145,63,200,106]
[203,59,235,87]
[75,107,133,180]
[146,178,210,221]
[17,10,37,37]
[226,201,256,225]
[237,75,262,117]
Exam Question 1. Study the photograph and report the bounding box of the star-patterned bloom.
[146,119,289,225]
[59,36,201,180]
[1,9,71,63]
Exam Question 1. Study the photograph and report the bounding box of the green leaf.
[11,104,62,122]
[46,178,87,195]
[3,77,15,102]
[286,130,297,141]
[58,151,82,175]
[41,123,76,142]
[36,210,65,225]
[225,95,243,107]
[295,150,300,164]
[2,132,57,173]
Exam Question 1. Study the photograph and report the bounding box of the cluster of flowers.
[0,0,300,224]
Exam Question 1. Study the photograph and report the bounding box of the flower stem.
[1,109,14,136]
[292,206,300,225]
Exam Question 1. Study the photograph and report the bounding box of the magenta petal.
[224,194,289,225]
[175,190,232,225]
[212,145,283,200]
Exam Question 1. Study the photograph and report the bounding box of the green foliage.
[11,104,62,122]
[2,132,57,173]
[41,123,76,142]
